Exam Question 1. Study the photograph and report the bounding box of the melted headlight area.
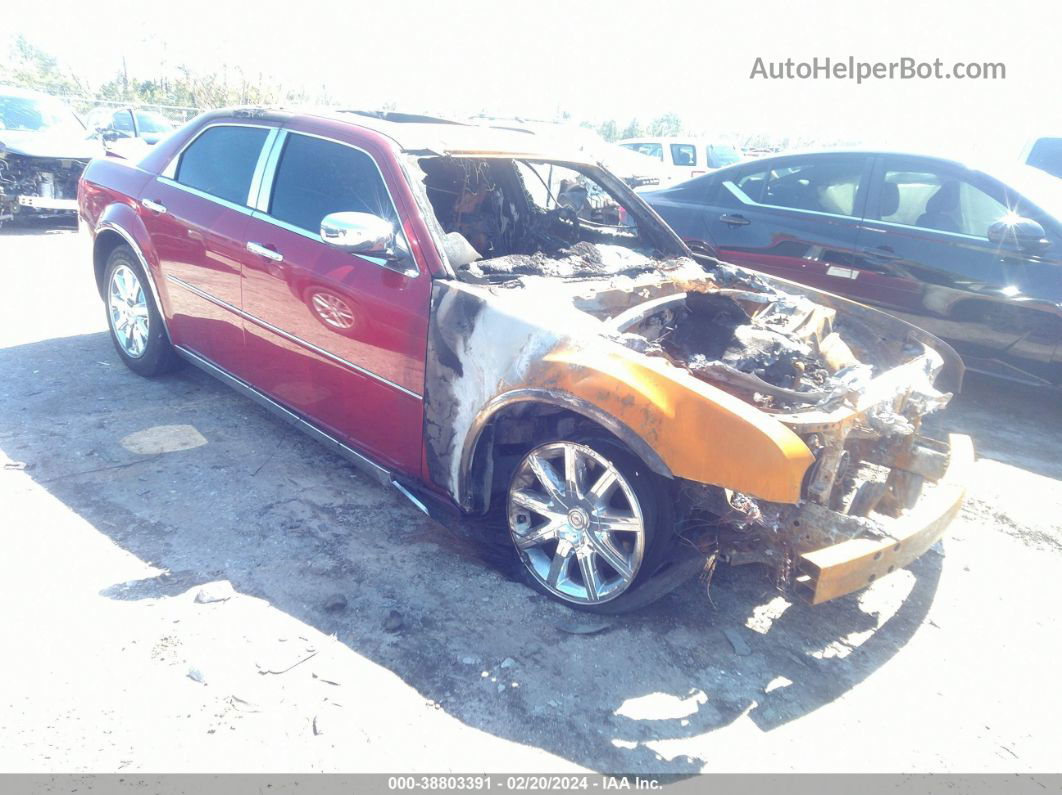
[612,274,959,601]
[679,426,956,600]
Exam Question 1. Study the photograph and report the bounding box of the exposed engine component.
[0,154,87,221]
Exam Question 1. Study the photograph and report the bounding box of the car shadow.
[0,216,79,235]
[2,330,949,773]
[926,372,1062,482]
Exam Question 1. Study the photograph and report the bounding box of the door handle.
[141,198,166,215]
[246,241,284,263]
[719,213,750,226]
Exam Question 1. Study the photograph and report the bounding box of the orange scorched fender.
[528,342,816,504]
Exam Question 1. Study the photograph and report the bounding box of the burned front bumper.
[794,432,971,603]
[16,194,78,211]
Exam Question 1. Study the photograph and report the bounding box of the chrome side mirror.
[320,212,398,258]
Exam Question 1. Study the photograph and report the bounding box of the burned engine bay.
[416,153,963,602]
[0,155,86,221]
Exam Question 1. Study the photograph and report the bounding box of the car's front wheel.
[104,245,180,377]
[506,437,674,612]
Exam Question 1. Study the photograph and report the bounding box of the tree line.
[0,35,334,119]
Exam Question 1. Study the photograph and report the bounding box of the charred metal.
[411,148,966,605]
[0,153,86,221]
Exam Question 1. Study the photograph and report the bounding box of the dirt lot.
[1,221,1061,773]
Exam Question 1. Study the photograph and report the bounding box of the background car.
[468,115,670,190]
[85,106,176,146]
[643,149,1062,387]
[1022,136,1062,179]
[0,85,99,225]
[618,136,743,181]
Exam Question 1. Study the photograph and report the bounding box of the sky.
[6,0,1061,156]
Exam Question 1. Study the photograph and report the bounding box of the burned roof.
[221,105,592,163]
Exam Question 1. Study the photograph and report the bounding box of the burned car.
[0,86,99,226]
[78,108,971,612]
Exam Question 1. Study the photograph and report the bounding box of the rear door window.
[706,145,741,168]
[721,156,868,217]
[175,125,270,205]
[670,143,697,167]
[621,142,663,161]
[267,133,398,235]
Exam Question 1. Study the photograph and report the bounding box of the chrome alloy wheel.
[507,441,646,605]
[108,264,150,358]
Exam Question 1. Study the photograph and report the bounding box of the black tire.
[503,434,676,614]
[103,245,181,377]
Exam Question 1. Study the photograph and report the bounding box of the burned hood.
[0,129,101,160]
[456,241,688,282]
[422,248,962,509]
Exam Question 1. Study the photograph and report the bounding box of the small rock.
[500,657,517,669]
[383,610,404,632]
[186,666,206,684]
[723,627,752,656]
[461,656,478,665]
[497,684,505,693]
[323,593,348,613]
[194,580,235,604]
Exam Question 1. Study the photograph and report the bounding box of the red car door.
[138,123,276,368]
[237,127,430,475]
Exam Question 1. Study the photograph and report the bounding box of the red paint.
[80,111,433,479]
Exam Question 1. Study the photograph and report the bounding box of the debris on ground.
[186,666,206,684]
[256,651,318,675]
[723,627,752,657]
[194,580,235,604]
[383,610,404,633]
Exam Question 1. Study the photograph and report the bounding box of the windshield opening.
[416,155,678,281]
[0,94,84,133]
[707,144,741,168]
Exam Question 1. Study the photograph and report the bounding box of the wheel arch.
[92,207,171,341]
[458,388,674,514]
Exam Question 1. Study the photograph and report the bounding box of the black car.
[85,106,176,146]
[644,150,1062,387]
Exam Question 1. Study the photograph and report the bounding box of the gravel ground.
[1,221,1060,773]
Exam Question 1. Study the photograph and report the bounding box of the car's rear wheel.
[505,437,674,612]
[104,245,180,377]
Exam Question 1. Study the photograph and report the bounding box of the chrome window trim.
[156,177,257,216]
[252,129,287,211]
[165,274,423,401]
[246,128,280,207]
[95,220,172,341]
[254,127,420,278]
[859,217,993,243]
